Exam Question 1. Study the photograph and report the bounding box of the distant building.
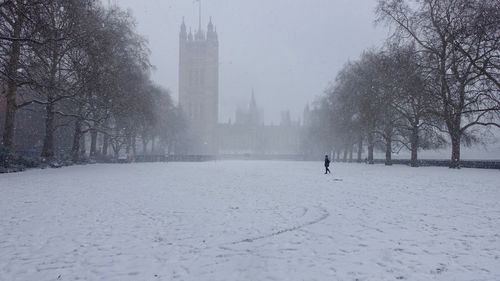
[178,17,219,155]
[235,89,262,126]
[218,92,302,156]
[178,16,302,156]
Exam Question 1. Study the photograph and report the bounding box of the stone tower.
[179,16,219,154]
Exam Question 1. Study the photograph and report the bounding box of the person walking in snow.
[324,155,331,174]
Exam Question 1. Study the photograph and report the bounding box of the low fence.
[135,154,310,162]
[370,159,500,169]
[217,154,314,161]
[134,154,216,163]
[133,154,500,169]
[334,158,500,169]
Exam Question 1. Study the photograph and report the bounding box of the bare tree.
[382,43,444,166]
[378,0,500,168]
[0,0,41,157]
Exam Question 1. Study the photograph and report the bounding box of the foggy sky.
[112,0,389,124]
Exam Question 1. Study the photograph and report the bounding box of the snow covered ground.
[1,161,499,281]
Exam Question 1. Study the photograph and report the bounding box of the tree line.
[303,0,499,168]
[0,0,185,168]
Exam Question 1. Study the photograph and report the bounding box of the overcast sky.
[112,0,389,124]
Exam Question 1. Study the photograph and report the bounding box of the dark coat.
[324,158,330,167]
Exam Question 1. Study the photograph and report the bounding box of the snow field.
[0,161,499,280]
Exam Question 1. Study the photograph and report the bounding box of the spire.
[180,17,187,40]
[207,16,217,41]
[248,89,259,126]
[250,88,257,110]
[208,16,214,31]
[193,0,205,40]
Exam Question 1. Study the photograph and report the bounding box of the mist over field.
[114,0,389,124]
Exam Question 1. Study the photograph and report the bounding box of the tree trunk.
[410,125,419,167]
[445,111,462,168]
[41,102,55,161]
[357,135,363,163]
[71,119,82,163]
[348,144,353,162]
[367,131,374,164]
[89,129,98,159]
[102,134,109,156]
[80,133,87,155]
[142,138,148,155]
[151,137,156,154]
[342,147,348,162]
[80,132,86,158]
[126,135,132,155]
[385,137,392,166]
[113,143,120,159]
[132,133,137,158]
[2,11,24,154]
[450,130,461,168]
[41,40,59,162]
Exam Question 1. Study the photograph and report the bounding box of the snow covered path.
[1,161,499,281]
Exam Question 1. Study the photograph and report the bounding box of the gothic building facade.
[178,18,219,154]
[218,93,303,156]
[178,18,303,156]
